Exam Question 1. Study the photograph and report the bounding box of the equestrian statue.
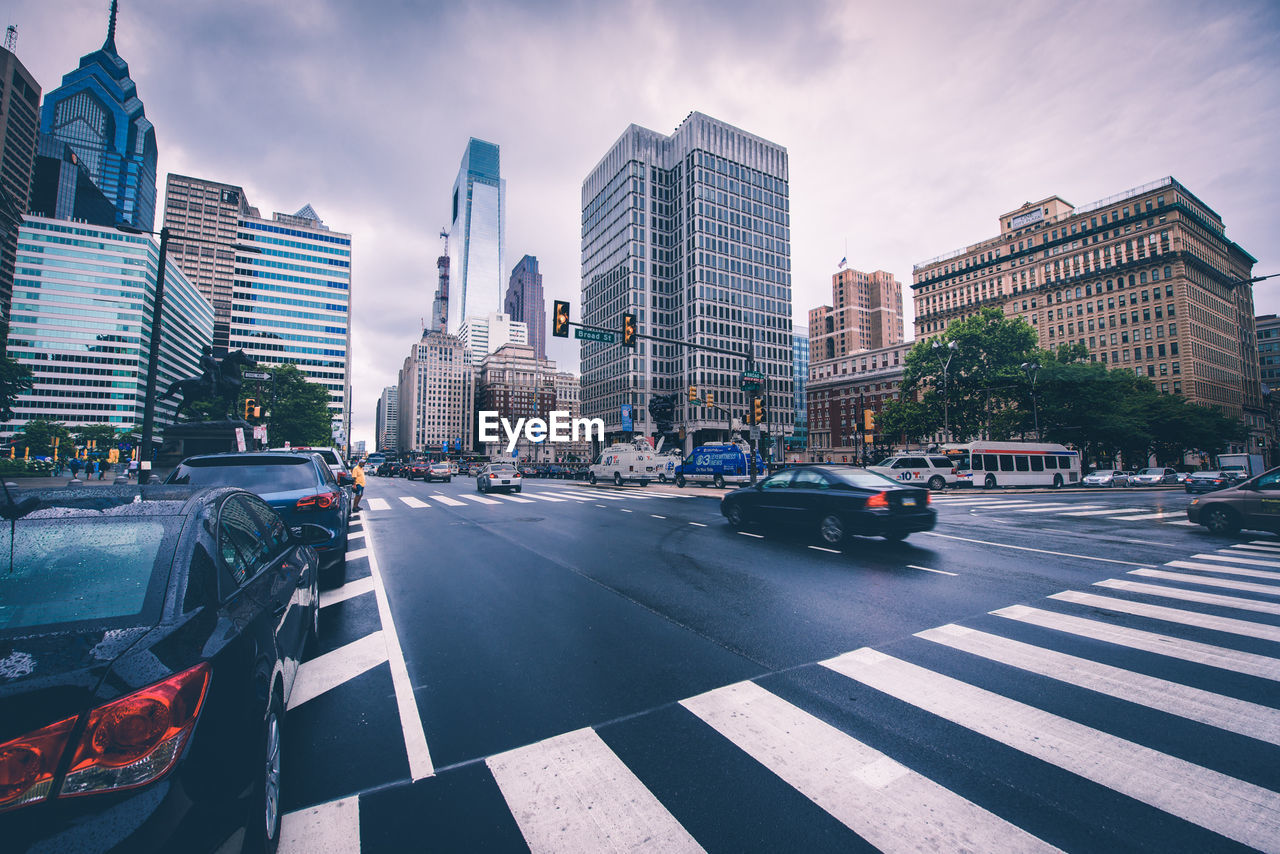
[160,347,259,420]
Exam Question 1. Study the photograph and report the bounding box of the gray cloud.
[13,0,1279,448]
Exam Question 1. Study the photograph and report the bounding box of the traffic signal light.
[753,397,763,424]
[688,385,697,402]
[864,408,876,431]
[244,398,258,420]
[622,313,637,347]
[553,300,570,338]
[705,392,713,407]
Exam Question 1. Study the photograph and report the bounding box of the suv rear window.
[167,457,320,492]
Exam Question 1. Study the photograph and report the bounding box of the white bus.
[966,441,1081,488]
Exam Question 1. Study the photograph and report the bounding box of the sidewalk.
[3,473,155,489]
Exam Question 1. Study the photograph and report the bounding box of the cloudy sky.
[13,0,1280,448]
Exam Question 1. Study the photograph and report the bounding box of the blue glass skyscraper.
[39,0,157,232]
[447,138,505,336]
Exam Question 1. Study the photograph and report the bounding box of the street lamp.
[116,224,260,464]
[932,339,958,443]
[1020,361,1041,440]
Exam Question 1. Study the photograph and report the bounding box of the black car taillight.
[0,663,209,811]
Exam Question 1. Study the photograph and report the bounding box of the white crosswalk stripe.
[462,493,502,505]
[399,496,430,509]
[1094,578,1280,616]
[681,681,1057,852]
[429,494,467,506]
[1166,559,1280,582]
[366,497,390,511]
[491,493,535,503]
[1193,551,1280,569]
[1049,589,1280,642]
[822,648,1280,851]
[1130,567,1280,596]
[519,492,566,502]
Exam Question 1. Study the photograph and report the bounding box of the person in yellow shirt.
[351,460,366,512]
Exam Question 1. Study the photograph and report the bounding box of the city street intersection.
[277,478,1280,852]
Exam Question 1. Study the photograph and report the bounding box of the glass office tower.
[447,138,505,339]
[38,1,157,232]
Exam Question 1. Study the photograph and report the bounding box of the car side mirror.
[337,472,353,486]
[291,523,331,545]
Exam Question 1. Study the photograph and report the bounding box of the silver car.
[1082,469,1130,487]
[477,463,522,494]
[1131,467,1179,485]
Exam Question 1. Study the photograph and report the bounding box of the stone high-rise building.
[397,329,472,455]
[475,343,557,460]
[376,385,399,452]
[808,268,903,361]
[912,177,1262,452]
[505,254,546,360]
[162,174,256,354]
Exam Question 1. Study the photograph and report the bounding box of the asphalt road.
[274,476,1280,853]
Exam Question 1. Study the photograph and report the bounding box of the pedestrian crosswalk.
[358,485,696,513]
[282,540,1280,852]
[935,495,1194,526]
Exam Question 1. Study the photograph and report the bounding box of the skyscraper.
[580,112,793,448]
[505,254,547,360]
[230,204,352,447]
[791,325,809,453]
[397,329,472,455]
[458,311,527,365]
[376,385,399,452]
[0,45,40,326]
[447,138,505,338]
[5,216,212,436]
[162,174,256,354]
[808,268,904,361]
[39,0,157,232]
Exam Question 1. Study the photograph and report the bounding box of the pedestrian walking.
[98,460,105,480]
[69,457,81,478]
[128,458,139,480]
[351,460,365,513]
[86,459,96,479]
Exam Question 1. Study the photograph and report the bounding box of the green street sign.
[575,328,617,343]
[740,369,764,392]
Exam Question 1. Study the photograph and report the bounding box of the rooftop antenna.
[4,26,16,52]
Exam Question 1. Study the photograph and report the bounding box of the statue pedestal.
[156,420,256,472]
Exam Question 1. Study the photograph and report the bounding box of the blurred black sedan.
[1185,471,1234,494]
[0,485,326,853]
[720,465,937,544]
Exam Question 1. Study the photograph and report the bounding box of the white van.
[866,454,959,491]
[589,442,657,486]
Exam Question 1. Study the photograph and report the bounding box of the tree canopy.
[237,363,332,447]
[878,307,1243,465]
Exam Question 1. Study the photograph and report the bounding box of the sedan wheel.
[246,696,284,854]
[819,513,845,545]
[725,503,745,528]
[1203,507,1240,535]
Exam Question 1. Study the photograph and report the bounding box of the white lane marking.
[651,514,666,519]
[1096,578,1280,616]
[918,624,1280,746]
[1049,590,1280,642]
[492,493,535,503]
[366,497,390,511]
[907,564,958,576]
[1166,560,1280,582]
[619,508,633,513]
[738,531,764,538]
[981,502,1066,510]
[344,547,369,561]
[1193,552,1280,570]
[319,576,376,609]
[279,795,361,854]
[681,681,1058,852]
[398,496,430,509]
[347,529,366,540]
[993,605,1280,681]
[689,522,707,527]
[463,493,502,505]
[1011,504,1096,513]
[1130,568,1280,596]
[430,494,467,507]
[364,523,434,779]
[288,631,387,710]
[1103,512,1174,521]
[595,504,607,508]
[521,492,566,502]
[920,531,1156,567]
[487,728,704,854]
[822,648,1280,852]
[1059,508,1148,517]
[1167,520,1198,526]
[808,546,841,554]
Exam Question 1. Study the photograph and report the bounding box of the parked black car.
[0,485,325,853]
[165,452,349,585]
[720,465,937,544]
[1185,471,1234,494]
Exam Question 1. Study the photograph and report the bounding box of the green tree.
[0,346,32,421]
[239,364,331,446]
[17,419,72,458]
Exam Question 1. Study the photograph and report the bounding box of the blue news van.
[674,442,765,489]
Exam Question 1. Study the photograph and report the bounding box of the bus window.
[983,454,998,470]
[1030,456,1044,472]
[972,456,984,470]
[999,455,1015,471]
[1043,456,1057,469]
[1015,456,1030,472]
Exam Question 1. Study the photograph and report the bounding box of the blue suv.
[166,452,350,585]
